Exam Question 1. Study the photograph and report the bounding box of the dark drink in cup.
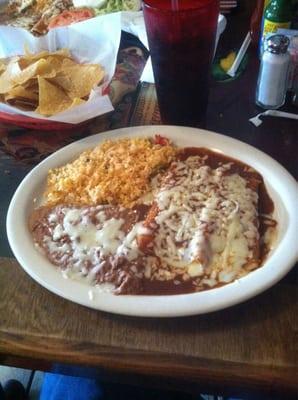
[143,0,219,127]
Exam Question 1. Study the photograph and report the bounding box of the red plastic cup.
[143,0,219,127]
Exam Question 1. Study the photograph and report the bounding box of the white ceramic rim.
[6,125,298,317]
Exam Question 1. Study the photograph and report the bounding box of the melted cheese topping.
[42,206,150,281]
[35,154,267,291]
[152,157,259,283]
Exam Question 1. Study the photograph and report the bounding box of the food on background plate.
[91,0,141,14]
[29,136,277,296]
[0,48,105,116]
[47,8,94,28]
[0,0,141,35]
[0,0,73,34]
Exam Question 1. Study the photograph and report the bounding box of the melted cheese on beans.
[152,156,259,283]
[42,207,150,281]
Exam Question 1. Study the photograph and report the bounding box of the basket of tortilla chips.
[0,48,106,130]
[0,13,121,129]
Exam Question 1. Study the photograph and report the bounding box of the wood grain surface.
[0,258,297,398]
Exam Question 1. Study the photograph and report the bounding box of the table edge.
[0,331,297,397]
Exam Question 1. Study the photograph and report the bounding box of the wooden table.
[0,3,297,399]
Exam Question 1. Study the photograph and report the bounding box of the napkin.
[0,13,121,124]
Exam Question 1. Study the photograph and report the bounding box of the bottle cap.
[265,34,290,54]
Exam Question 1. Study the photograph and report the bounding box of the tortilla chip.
[51,64,105,99]
[0,62,6,75]
[22,79,39,92]
[21,50,50,66]
[7,98,37,111]
[6,85,39,101]
[44,56,65,71]
[36,76,72,116]
[13,59,57,85]
[61,58,78,67]
[0,59,21,93]
[19,48,72,69]
[50,49,72,58]
[69,97,86,109]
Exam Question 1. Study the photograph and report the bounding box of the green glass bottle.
[262,0,292,40]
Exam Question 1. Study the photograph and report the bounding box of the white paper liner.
[0,13,121,123]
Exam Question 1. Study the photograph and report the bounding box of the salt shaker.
[256,34,291,109]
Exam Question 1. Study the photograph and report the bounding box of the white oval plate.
[6,126,298,317]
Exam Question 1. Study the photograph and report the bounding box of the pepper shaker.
[256,34,291,109]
